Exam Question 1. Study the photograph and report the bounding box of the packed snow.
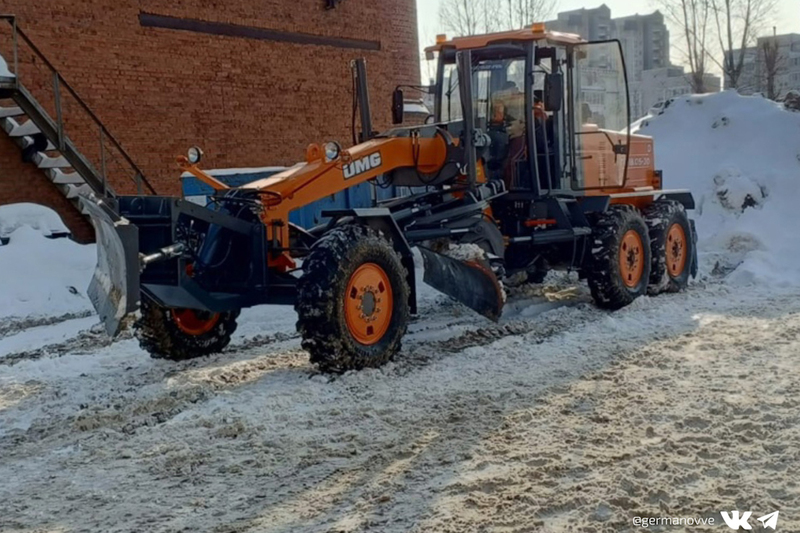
[635,90,800,286]
[1,91,800,532]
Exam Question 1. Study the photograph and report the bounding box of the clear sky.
[417,0,800,61]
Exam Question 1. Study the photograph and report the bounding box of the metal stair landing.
[0,14,156,223]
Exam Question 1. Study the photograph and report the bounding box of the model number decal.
[344,152,382,179]
[629,156,652,168]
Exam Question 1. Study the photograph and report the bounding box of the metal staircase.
[0,15,156,221]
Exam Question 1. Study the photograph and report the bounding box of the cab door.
[569,40,631,191]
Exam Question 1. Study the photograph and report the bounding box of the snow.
[0,316,98,358]
[0,53,14,78]
[0,205,95,321]
[0,281,798,531]
[0,202,70,237]
[634,90,800,286]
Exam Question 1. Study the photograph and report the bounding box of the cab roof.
[424,28,585,54]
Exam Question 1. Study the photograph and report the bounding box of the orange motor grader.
[82,26,697,372]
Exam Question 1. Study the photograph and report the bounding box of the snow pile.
[634,91,800,286]
[0,205,96,320]
[0,203,70,238]
[0,53,14,78]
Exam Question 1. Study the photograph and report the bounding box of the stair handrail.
[0,14,157,195]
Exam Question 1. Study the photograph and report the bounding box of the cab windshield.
[438,57,526,125]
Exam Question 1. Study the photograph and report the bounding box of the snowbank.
[634,91,800,286]
[0,205,95,320]
[0,203,70,238]
[0,54,14,78]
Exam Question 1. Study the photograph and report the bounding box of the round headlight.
[324,142,341,162]
[187,146,204,164]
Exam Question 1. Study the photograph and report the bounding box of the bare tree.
[711,0,776,89]
[439,0,497,36]
[656,0,713,93]
[439,0,557,37]
[504,0,558,29]
[761,28,783,100]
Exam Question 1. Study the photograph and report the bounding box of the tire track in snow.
[0,310,93,339]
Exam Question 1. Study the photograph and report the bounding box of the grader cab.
[82,25,697,372]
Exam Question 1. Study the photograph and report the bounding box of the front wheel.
[587,206,652,310]
[295,225,410,373]
[136,298,239,361]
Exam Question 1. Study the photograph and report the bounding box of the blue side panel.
[181,173,275,196]
[182,171,399,230]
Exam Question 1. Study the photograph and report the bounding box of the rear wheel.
[587,206,652,310]
[645,200,694,294]
[296,225,410,373]
[136,298,239,361]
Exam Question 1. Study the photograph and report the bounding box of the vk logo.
[721,510,780,530]
[721,511,753,530]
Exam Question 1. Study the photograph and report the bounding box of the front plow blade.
[420,247,504,322]
[79,195,140,337]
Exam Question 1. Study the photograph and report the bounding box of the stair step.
[0,106,23,118]
[34,152,71,169]
[58,182,93,199]
[48,168,86,185]
[17,135,56,151]
[3,117,40,137]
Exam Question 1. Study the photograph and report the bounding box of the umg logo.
[344,152,382,179]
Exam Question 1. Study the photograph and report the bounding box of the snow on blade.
[443,243,487,262]
[634,91,800,286]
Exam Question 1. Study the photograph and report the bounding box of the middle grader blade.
[419,247,504,321]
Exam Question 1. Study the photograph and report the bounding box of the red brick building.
[0,0,420,241]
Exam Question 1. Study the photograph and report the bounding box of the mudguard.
[79,194,140,336]
[690,219,699,279]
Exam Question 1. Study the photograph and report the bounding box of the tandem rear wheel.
[295,224,411,374]
[644,199,695,294]
[587,205,652,310]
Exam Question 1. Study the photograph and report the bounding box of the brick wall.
[0,135,94,241]
[0,0,420,239]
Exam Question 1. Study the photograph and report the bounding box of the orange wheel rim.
[344,263,393,346]
[666,223,688,278]
[172,309,220,336]
[619,230,645,289]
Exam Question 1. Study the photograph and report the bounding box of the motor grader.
[82,25,697,372]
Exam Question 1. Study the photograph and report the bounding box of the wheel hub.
[345,264,393,346]
[619,230,645,288]
[360,290,377,317]
[172,309,220,336]
[667,224,687,277]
